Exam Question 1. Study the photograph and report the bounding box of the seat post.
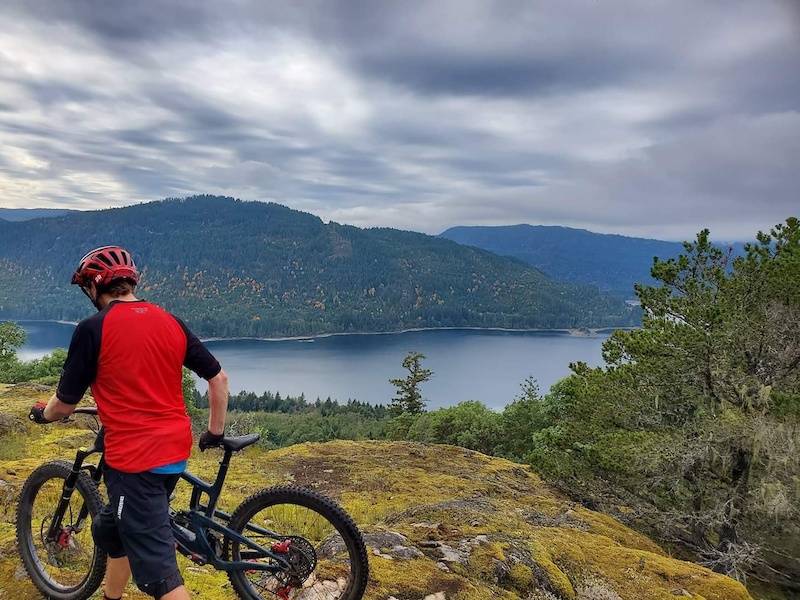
[204,449,234,517]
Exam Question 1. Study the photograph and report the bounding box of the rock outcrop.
[0,384,752,599]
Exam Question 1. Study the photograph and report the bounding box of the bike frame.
[172,449,292,573]
[50,408,290,575]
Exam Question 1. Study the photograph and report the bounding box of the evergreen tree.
[389,351,432,416]
[520,218,800,588]
[0,322,26,381]
[182,367,200,416]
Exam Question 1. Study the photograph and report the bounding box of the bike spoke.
[229,490,366,600]
[29,478,96,586]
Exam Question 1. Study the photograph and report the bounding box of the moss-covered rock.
[0,384,753,599]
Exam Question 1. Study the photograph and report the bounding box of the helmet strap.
[80,284,103,312]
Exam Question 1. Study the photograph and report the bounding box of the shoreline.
[196,325,634,343]
[10,319,625,408]
[9,318,636,344]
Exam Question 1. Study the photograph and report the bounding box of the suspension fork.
[45,444,103,542]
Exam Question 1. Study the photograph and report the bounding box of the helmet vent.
[97,254,114,267]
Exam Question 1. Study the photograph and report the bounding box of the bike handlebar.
[72,406,98,416]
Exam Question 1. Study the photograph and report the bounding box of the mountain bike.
[16,406,370,600]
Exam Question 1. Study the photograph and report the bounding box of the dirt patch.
[271,455,353,498]
[386,498,497,529]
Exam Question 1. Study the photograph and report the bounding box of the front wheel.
[226,486,369,600]
[16,460,107,600]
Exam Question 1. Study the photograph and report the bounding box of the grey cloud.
[311,3,713,94]
[11,0,216,43]
[21,81,98,107]
[0,0,797,241]
[527,113,800,238]
[142,86,249,135]
[350,52,657,98]
[355,112,800,239]
[0,2,707,98]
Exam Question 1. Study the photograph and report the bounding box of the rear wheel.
[226,486,369,600]
[16,460,107,600]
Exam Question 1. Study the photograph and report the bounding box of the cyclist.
[29,245,229,600]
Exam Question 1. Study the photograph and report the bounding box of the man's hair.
[96,279,136,298]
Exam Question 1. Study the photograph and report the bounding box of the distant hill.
[0,196,637,337]
[439,224,728,298]
[0,208,75,221]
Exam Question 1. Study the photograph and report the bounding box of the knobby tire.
[226,486,369,600]
[16,460,107,600]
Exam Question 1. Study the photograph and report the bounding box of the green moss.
[0,385,756,600]
[509,562,533,593]
[530,546,578,599]
[0,431,26,460]
[528,527,753,600]
[574,506,664,554]
[368,553,470,599]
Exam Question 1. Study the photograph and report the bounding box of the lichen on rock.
[0,384,755,600]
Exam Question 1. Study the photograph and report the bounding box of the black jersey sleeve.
[172,316,222,380]
[56,317,102,404]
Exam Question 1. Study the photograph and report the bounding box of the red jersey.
[56,300,221,472]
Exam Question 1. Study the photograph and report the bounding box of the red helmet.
[71,246,139,287]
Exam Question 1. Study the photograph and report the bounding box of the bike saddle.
[221,433,261,452]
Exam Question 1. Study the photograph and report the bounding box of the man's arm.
[42,393,78,421]
[173,313,228,445]
[206,369,228,435]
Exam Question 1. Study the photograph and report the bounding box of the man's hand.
[29,402,51,424]
[199,430,225,451]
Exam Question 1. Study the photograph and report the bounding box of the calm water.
[15,321,612,411]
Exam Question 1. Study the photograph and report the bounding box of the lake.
[15,321,613,412]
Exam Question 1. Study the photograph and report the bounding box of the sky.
[0,1,798,241]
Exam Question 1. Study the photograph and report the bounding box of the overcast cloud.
[0,0,798,240]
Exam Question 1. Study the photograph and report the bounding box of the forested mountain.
[439,224,743,297]
[0,196,637,337]
[0,208,74,221]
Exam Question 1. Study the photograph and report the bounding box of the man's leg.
[161,585,190,600]
[104,557,192,600]
[91,496,130,600]
[104,556,131,599]
[159,474,189,599]
[108,469,187,599]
